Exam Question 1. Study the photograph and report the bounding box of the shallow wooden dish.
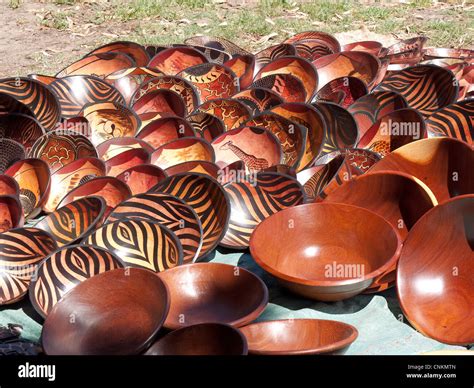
[284,31,341,53]
[0,139,25,174]
[29,244,122,317]
[0,227,57,305]
[136,116,195,149]
[116,164,166,195]
[105,148,150,177]
[240,319,358,355]
[232,87,283,115]
[254,43,297,75]
[0,195,23,233]
[87,41,150,67]
[342,41,383,56]
[41,268,169,355]
[35,196,107,248]
[397,195,474,345]
[224,54,255,89]
[187,112,226,142]
[148,47,208,75]
[96,137,153,161]
[0,113,45,154]
[197,98,251,130]
[157,262,268,329]
[250,73,307,103]
[132,89,187,125]
[249,202,402,301]
[315,76,368,108]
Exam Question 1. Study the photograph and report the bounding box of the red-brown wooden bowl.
[232,87,283,115]
[314,76,368,108]
[157,262,268,329]
[284,30,341,53]
[0,195,24,234]
[254,43,296,75]
[96,136,153,161]
[342,41,383,56]
[187,111,226,142]
[250,73,307,103]
[342,148,381,173]
[177,44,231,64]
[149,47,208,75]
[28,74,57,85]
[104,148,150,177]
[57,117,90,135]
[292,39,335,61]
[218,160,246,185]
[132,89,187,125]
[423,47,474,61]
[224,54,255,90]
[184,36,250,56]
[29,244,123,317]
[368,137,473,202]
[0,114,45,154]
[250,202,402,301]
[145,323,247,355]
[0,175,19,197]
[41,268,169,355]
[87,41,150,67]
[136,116,195,148]
[116,164,166,195]
[0,227,57,305]
[240,319,358,355]
[164,160,219,178]
[397,195,474,345]
[0,139,25,174]
[197,98,251,130]
[0,92,34,118]
[385,36,427,65]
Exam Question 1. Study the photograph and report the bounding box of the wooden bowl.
[35,196,107,248]
[5,158,51,219]
[184,36,250,56]
[96,136,153,161]
[315,76,368,108]
[29,244,123,317]
[217,160,246,185]
[145,323,247,355]
[211,126,282,173]
[87,41,150,67]
[149,47,208,75]
[29,130,98,173]
[0,92,34,118]
[57,116,90,135]
[132,89,187,124]
[426,99,473,145]
[284,31,341,53]
[224,55,255,90]
[342,148,381,173]
[41,268,169,355]
[423,47,474,61]
[157,262,268,329]
[254,56,318,102]
[104,148,150,177]
[0,77,61,131]
[164,160,219,178]
[50,75,125,118]
[187,112,225,142]
[397,195,474,345]
[0,114,45,154]
[240,319,358,355]
[375,65,458,116]
[0,195,23,233]
[84,219,183,272]
[293,39,335,61]
[0,227,57,305]
[254,44,296,75]
[116,164,166,195]
[131,75,199,115]
[232,87,283,115]
[0,139,25,174]
[57,176,132,217]
[250,73,306,103]
[342,41,383,56]
[312,51,380,91]
[150,173,230,258]
[151,137,215,170]
[136,116,195,148]
[0,175,19,197]
[106,192,202,263]
[43,157,106,213]
[368,137,473,202]
[386,36,427,65]
[197,98,251,130]
[177,63,238,102]
[250,202,402,301]
[28,73,57,85]
[221,172,306,249]
[178,44,231,64]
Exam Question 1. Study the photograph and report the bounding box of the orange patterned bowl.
[148,47,208,75]
[136,116,195,149]
[104,148,150,177]
[116,164,167,195]
[55,52,134,78]
[96,137,153,162]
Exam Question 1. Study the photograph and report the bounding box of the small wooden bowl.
[106,192,202,263]
[5,158,51,219]
[284,30,341,53]
[184,36,250,56]
[250,73,307,103]
[240,319,358,355]
[145,323,247,355]
[0,175,19,197]
[224,55,255,89]
[87,41,150,67]
[105,148,150,177]
[0,195,24,233]
[136,116,195,148]
[197,98,251,130]
[292,39,335,61]
[368,137,473,202]
[132,89,187,124]
[116,164,167,195]
[232,87,283,115]
[50,75,125,118]
[0,139,25,174]
[29,130,98,173]
[397,195,474,345]
[35,196,107,248]
[164,160,219,178]
[29,244,123,317]
[150,173,230,258]
[56,52,135,78]
[157,262,268,329]
[0,113,45,154]
[187,112,225,142]
[43,157,106,213]
[250,202,402,301]
[0,227,57,305]
[149,47,208,75]
[254,43,297,75]
[84,219,183,273]
[41,268,169,355]
[342,41,383,56]
[315,76,368,108]
[96,136,153,161]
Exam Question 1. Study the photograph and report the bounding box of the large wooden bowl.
[250,203,402,301]
[224,54,255,89]
[254,43,296,75]
[149,47,208,75]
[41,268,169,355]
[197,98,251,131]
[292,39,335,61]
[0,139,26,174]
[386,36,427,65]
[240,319,358,355]
[397,195,474,345]
[157,262,268,329]
[0,227,57,305]
[116,164,166,195]
[164,160,219,178]
[136,116,195,149]
[184,36,250,56]
[284,30,341,53]
[29,244,123,317]
[423,47,474,61]
[96,137,153,162]
[145,323,247,355]
[342,41,383,56]
[0,195,24,233]
[87,41,150,67]
[250,73,307,103]
[104,148,150,177]
[0,113,45,154]
[315,76,368,108]
[55,52,134,78]
[187,112,225,142]
[232,87,283,115]
[132,89,187,123]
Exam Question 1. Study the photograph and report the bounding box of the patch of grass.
[41,11,70,30]
[9,0,21,9]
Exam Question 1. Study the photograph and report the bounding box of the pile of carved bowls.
[0,33,472,355]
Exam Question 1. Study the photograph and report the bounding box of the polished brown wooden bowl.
[5,158,51,219]
[0,195,24,234]
[240,319,358,355]
[0,92,34,118]
[145,323,247,355]
[385,36,427,65]
[28,73,57,85]
[136,116,195,149]
[29,130,98,173]
[177,44,231,64]
[29,244,123,317]
[340,148,381,173]
[232,87,283,115]
[292,39,335,62]
[224,54,255,90]
[148,47,208,75]
[41,267,169,355]
[0,139,25,174]
[284,31,341,53]
[0,77,61,131]
[164,160,219,178]
[50,75,125,119]
[315,76,368,108]
[184,36,250,56]
[42,157,106,213]
[116,164,167,195]
[84,218,183,273]
[423,47,474,61]
[254,56,318,102]
[158,262,268,329]
[132,89,187,126]
[368,137,473,202]
[57,176,132,217]
[197,98,251,130]
[254,43,296,75]
[150,173,230,258]
[35,196,107,248]
[0,113,45,154]
[104,148,150,177]
[218,160,246,185]
[312,51,380,91]
[0,227,57,305]
[187,111,226,142]
[96,136,153,161]
[250,202,402,301]
[249,73,307,103]
[375,64,458,117]
[87,41,150,67]
[58,117,90,135]
[342,41,383,56]
[397,195,474,345]
[0,175,19,197]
